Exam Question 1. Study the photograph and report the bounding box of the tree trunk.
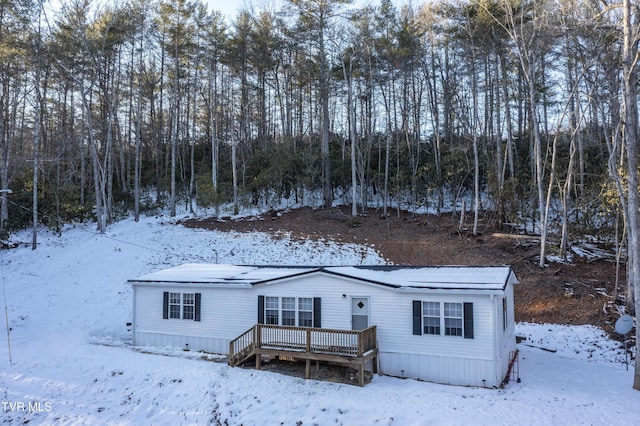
[320,30,332,209]
[621,0,640,390]
[232,141,239,216]
[342,56,357,217]
[471,46,479,237]
[32,88,40,250]
[169,23,180,218]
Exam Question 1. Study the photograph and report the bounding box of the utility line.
[1,249,13,366]
[3,196,219,262]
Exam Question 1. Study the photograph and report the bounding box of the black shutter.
[412,300,422,335]
[257,296,265,324]
[313,297,321,328]
[464,302,474,339]
[194,293,201,322]
[163,292,169,319]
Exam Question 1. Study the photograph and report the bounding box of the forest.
[0,0,633,241]
[1,0,639,389]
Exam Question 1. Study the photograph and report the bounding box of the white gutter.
[128,280,253,289]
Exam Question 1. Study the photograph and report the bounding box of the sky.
[0,198,638,425]
[208,0,414,23]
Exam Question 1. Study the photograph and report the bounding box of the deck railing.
[229,324,377,364]
[256,324,377,357]
[229,324,378,386]
[228,325,255,366]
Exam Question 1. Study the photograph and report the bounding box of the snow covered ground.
[0,212,638,425]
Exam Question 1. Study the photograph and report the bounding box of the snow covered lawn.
[0,215,637,425]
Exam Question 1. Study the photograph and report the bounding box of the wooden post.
[358,362,364,387]
[255,325,261,370]
[305,359,311,379]
[306,328,311,352]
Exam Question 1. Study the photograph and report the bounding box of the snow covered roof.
[129,264,517,291]
[326,266,518,290]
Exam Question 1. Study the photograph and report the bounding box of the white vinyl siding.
[130,267,517,388]
[133,286,256,354]
[252,274,495,359]
[254,274,502,386]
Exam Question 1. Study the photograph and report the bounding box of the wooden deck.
[229,324,378,386]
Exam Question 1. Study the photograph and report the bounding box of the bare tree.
[619,0,640,390]
[485,0,553,267]
[286,0,353,209]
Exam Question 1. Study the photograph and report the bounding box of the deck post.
[255,324,261,370]
[306,328,311,352]
[358,362,364,387]
[305,359,311,379]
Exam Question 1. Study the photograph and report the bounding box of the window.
[444,303,463,336]
[413,300,472,338]
[265,296,279,325]
[298,298,313,327]
[169,292,181,319]
[183,293,195,320]
[422,301,441,335]
[163,292,201,321]
[259,296,319,327]
[282,297,296,326]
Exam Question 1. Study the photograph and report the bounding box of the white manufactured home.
[129,264,519,387]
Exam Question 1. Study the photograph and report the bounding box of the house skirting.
[133,332,504,388]
[134,331,229,355]
[378,351,499,387]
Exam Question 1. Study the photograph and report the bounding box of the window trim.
[182,293,195,320]
[169,292,181,319]
[265,296,280,325]
[258,296,320,327]
[163,291,201,322]
[443,302,463,336]
[422,301,441,335]
[413,300,473,339]
[298,297,314,327]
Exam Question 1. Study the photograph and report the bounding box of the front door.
[351,297,369,330]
